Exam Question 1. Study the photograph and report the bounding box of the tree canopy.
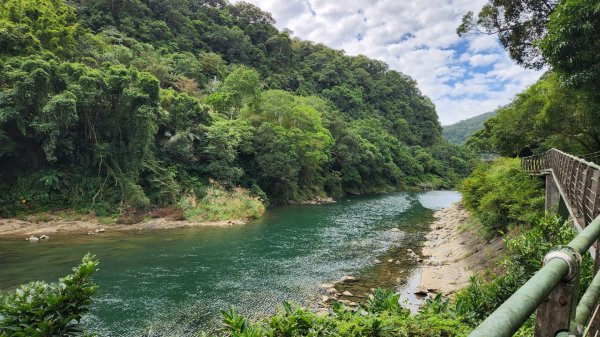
[0,0,474,216]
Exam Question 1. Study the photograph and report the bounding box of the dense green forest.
[0,0,474,218]
[442,111,496,145]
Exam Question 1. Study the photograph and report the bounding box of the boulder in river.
[40,235,49,240]
[95,228,106,233]
[27,236,39,242]
[340,275,357,283]
[319,283,335,289]
[342,291,353,296]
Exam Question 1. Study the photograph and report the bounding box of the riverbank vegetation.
[0,0,474,220]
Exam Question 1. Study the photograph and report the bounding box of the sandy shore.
[416,203,504,297]
[0,215,249,239]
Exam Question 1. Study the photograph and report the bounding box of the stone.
[340,275,357,283]
[95,228,106,233]
[325,288,338,295]
[342,291,353,296]
[27,236,39,242]
[87,232,95,235]
[319,283,335,289]
[374,259,381,263]
[387,259,394,263]
[407,249,414,253]
[348,302,357,306]
[322,295,330,302]
[40,235,50,240]
[414,288,428,296]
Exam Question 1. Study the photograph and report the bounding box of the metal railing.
[522,149,600,228]
[469,149,600,337]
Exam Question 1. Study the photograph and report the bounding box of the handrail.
[469,216,600,337]
[522,148,600,228]
[469,149,600,337]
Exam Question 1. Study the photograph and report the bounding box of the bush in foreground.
[0,254,98,337]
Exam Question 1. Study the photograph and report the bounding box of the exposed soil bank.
[416,203,504,296]
[0,215,249,239]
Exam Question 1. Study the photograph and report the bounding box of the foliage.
[457,0,558,69]
[178,183,265,222]
[0,0,475,217]
[539,0,600,93]
[453,215,594,328]
[442,111,496,146]
[0,254,98,337]
[459,157,544,236]
[467,72,600,155]
[216,290,470,337]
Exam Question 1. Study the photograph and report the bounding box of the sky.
[232,0,545,125]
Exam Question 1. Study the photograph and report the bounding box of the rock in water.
[95,228,106,233]
[340,275,357,283]
[319,283,335,289]
[27,236,39,242]
[40,235,49,240]
[342,291,353,296]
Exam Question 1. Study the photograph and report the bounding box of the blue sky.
[232,0,545,125]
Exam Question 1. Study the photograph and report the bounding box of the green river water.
[0,191,460,337]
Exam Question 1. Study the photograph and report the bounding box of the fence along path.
[469,148,600,337]
[522,148,600,231]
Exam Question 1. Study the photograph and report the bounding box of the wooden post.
[534,274,580,337]
[546,174,561,215]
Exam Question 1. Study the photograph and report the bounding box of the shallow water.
[0,190,460,336]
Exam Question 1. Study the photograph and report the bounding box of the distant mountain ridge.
[443,111,497,145]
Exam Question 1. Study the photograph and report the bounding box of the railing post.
[546,174,561,215]
[534,247,581,337]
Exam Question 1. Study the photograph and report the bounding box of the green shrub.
[459,157,544,237]
[0,254,98,337]
[215,288,470,337]
[453,215,594,327]
[178,183,265,222]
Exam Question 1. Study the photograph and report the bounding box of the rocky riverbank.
[415,203,504,297]
[0,213,249,239]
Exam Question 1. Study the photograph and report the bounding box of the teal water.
[0,191,460,336]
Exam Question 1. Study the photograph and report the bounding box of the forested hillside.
[442,111,496,145]
[0,0,473,217]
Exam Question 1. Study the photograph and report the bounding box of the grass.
[178,183,265,222]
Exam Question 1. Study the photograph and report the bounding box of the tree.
[0,0,80,58]
[206,65,261,118]
[457,0,558,69]
[539,0,600,91]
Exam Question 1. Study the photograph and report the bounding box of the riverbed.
[0,191,460,336]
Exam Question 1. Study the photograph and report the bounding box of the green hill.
[443,111,497,145]
[0,0,473,217]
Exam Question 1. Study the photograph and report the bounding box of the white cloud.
[232,0,544,125]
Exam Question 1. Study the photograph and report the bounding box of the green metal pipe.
[468,259,569,337]
[469,217,600,337]
[573,267,600,334]
[568,216,600,255]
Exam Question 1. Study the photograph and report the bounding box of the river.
[0,190,460,336]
